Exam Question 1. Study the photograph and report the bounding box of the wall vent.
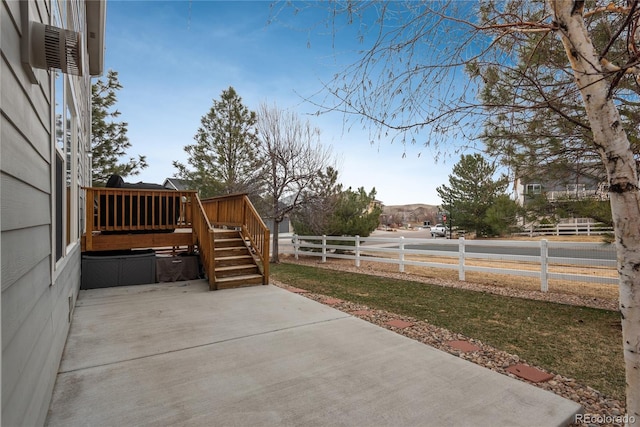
[28,22,83,76]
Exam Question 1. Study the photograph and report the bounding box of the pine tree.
[173,87,261,198]
[436,154,510,237]
[91,70,147,185]
[290,167,342,236]
[328,186,381,237]
[291,167,381,238]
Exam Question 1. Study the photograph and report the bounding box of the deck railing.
[201,193,270,284]
[83,187,197,252]
[85,187,196,233]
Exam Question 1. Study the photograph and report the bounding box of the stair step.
[214,229,242,238]
[214,246,250,257]
[205,228,264,290]
[215,264,260,278]
[215,254,254,267]
[215,237,245,248]
[215,274,264,290]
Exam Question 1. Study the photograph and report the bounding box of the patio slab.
[46,281,581,426]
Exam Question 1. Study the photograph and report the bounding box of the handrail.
[241,196,270,285]
[201,193,270,284]
[191,194,216,289]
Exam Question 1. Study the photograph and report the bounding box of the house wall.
[515,173,605,205]
[1,1,95,424]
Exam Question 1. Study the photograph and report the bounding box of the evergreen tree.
[291,171,381,239]
[290,167,342,236]
[174,87,261,199]
[469,3,640,182]
[91,70,147,185]
[436,154,510,237]
[484,194,520,236]
[328,187,381,237]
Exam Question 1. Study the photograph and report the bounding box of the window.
[55,152,64,261]
[525,183,542,195]
[567,184,586,194]
[53,73,80,263]
[52,0,87,268]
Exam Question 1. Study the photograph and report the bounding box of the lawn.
[271,262,624,401]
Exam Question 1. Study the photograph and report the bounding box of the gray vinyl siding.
[1,1,88,425]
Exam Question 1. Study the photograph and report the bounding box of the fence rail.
[285,235,618,292]
[515,223,613,237]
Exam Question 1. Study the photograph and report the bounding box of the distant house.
[514,164,609,206]
[1,1,106,425]
[368,199,383,213]
[163,177,194,191]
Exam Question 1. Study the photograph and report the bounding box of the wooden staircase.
[82,188,270,291]
[213,229,264,290]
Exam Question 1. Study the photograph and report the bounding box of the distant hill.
[381,203,439,226]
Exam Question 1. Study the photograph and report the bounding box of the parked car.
[431,224,449,237]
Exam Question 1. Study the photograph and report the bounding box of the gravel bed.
[274,257,626,426]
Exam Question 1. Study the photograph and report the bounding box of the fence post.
[399,236,405,273]
[355,235,361,268]
[322,235,327,263]
[459,237,466,281]
[293,234,299,260]
[540,239,549,292]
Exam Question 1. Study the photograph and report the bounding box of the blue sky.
[103,0,460,206]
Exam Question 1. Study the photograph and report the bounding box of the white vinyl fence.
[515,223,613,237]
[282,235,618,292]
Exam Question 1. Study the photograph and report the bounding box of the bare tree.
[256,103,334,262]
[272,0,640,419]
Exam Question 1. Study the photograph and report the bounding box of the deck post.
[84,188,94,250]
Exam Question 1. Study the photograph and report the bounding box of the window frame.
[525,183,542,195]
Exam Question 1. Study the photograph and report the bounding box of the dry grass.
[286,230,619,302]
[348,250,619,301]
[402,255,618,300]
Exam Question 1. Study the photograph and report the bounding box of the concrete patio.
[46,280,582,426]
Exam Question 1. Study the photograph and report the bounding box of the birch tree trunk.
[548,0,640,422]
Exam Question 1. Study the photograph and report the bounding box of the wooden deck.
[82,229,193,252]
[81,188,269,289]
